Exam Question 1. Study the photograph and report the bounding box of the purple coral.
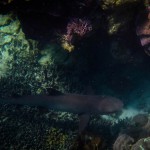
[64,18,92,43]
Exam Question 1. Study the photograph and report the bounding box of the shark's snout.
[98,96,123,113]
[111,99,123,112]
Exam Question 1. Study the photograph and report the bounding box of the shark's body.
[0,93,123,132]
[0,94,123,114]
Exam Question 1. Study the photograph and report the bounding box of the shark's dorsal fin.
[47,88,64,96]
[78,113,90,133]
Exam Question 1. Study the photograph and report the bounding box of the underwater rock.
[132,114,148,127]
[0,13,30,78]
[110,38,144,66]
[114,114,150,150]
[114,135,150,150]
[110,40,132,63]
[100,0,144,10]
[142,116,150,134]
[100,0,145,35]
[136,6,150,56]
[0,13,47,98]
[71,132,102,150]
[113,134,134,150]
[131,137,150,150]
[0,0,13,5]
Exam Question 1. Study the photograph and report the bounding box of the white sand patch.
[101,106,147,124]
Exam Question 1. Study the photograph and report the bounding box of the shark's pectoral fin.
[78,113,90,133]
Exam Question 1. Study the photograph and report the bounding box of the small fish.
[0,89,123,133]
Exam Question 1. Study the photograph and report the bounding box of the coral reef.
[113,134,134,150]
[0,1,150,150]
[0,13,62,97]
[131,137,150,150]
[0,104,77,150]
[0,12,87,97]
[0,102,127,150]
[61,41,74,52]
[136,6,150,56]
[61,18,92,52]
[100,0,146,35]
[0,13,30,78]
[38,44,68,66]
[100,0,145,10]
[113,114,150,150]
[45,127,69,150]
[71,132,102,150]
[0,13,44,97]
[132,114,148,127]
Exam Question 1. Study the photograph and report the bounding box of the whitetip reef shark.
[0,89,123,132]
